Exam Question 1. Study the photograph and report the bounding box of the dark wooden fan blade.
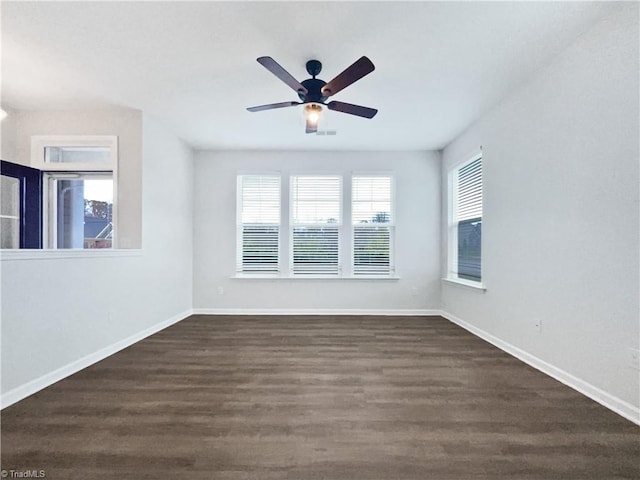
[321,56,375,97]
[247,101,301,112]
[257,57,308,94]
[305,117,318,134]
[327,101,378,119]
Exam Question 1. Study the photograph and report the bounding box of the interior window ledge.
[1,249,142,261]
[442,277,487,292]
[232,274,400,280]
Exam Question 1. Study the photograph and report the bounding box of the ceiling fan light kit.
[304,103,323,133]
[247,56,378,134]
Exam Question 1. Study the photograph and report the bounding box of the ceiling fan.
[246,56,378,134]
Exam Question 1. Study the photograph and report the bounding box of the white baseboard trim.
[192,308,441,316]
[1,309,193,410]
[439,310,640,426]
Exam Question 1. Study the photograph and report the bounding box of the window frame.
[351,173,396,277]
[32,135,118,249]
[235,173,282,275]
[43,171,115,249]
[31,135,118,172]
[232,171,401,280]
[447,150,484,288]
[289,173,343,277]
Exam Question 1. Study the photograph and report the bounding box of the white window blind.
[453,155,482,281]
[237,175,280,273]
[352,175,393,275]
[457,157,482,221]
[291,175,341,275]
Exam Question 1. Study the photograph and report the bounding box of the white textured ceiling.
[1,1,617,150]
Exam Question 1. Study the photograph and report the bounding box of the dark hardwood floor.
[2,315,638,479]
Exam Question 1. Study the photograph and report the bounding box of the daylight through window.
[352,175,394,275]
[34,135,118,249]
[290,175,342,275]
[237,175,281,273]
[450,154,482,282]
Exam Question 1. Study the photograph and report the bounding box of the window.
[234,172,398,279]
[236,175,280,273]
[449,153,482,283]
[32,135,118,249]
[45,173,113,249]
[31,136,118,171]
[44,146,111,165]
[290,175,341,275]
[352,175,394,275]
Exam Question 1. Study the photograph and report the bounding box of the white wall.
[0,113,194,403]
[0,111,18,162]
[3,109,143,248]
[441,5,639,417]
[193,150,440,313]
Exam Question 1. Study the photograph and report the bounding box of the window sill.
[232,274,400,281]
[1,249,142,261]
[442,277,486,292]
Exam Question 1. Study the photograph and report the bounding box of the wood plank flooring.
[2,315,638,479]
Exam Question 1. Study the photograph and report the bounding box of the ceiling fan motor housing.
[299,78,328,103]
[298,59,328,103]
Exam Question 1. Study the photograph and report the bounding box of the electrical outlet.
[534,318,542,333]
[217,286,224,295]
